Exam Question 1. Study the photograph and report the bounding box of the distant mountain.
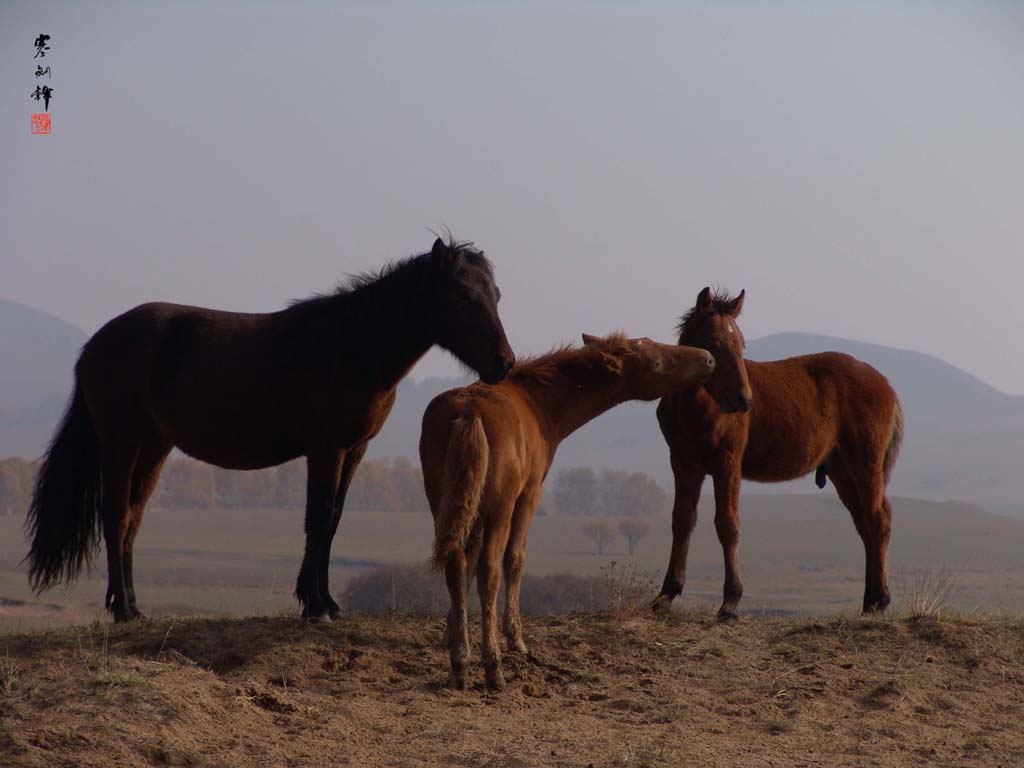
[2,304,1020,509]
[0,299,86,459]
[366,333,1024,509]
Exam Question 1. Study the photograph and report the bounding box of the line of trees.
[0,455,429,516]
[1,457,671,539]
[550,467,670,518]
[150,456,429,514]
[580,516,654,556]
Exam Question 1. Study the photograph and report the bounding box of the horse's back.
[743,352,897,481]
[421,383,542,506]
[749,351,895,406]
[76,302,332,466]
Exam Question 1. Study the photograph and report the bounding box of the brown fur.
[431,417,489,569]
[421,333,715,691]
[653,288,903,620]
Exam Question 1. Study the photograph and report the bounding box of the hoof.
[717,608,739,625]
[111,605,141,623]
[651,595,673,614]
[863,591,891,614]
[510,639,528,654]
[302,610,333,624]
[447,671,467,691]
[486,671,507,693]
[327,606,343,621]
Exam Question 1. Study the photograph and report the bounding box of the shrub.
[341,563,447,614]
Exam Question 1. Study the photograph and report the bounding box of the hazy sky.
[3,1,1023,392]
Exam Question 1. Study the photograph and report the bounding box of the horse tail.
[431,416,489,571]
[882,396,904,487]
[24,381,103,593]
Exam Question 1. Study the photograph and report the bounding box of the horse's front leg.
[712,463,743,623]
[296,449,343,621]
[652,457,705,613]
[318,444,367,620]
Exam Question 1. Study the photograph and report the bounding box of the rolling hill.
[1,299,1021,510]
[365,333,1024,510]
[0,299,86,460]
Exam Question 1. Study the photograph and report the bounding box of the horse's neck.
[335,278,434,392]
[367,329,433,392]
[675,386,736,434]
[524,376,625,445]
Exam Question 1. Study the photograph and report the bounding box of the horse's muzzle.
[481,354,515,384]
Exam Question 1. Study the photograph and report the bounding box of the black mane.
[286,238,492,319]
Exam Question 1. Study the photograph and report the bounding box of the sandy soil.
[1,610,1022,767]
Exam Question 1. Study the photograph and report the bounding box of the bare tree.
[599,469,670,518]
[581,518,618,555]
[618,516,653,556]
[553,467,599,516]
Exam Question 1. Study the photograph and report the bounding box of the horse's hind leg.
[443,547,471,689]
[501,485,541,654]
[443,524,481,651]
[100,441,141,622]
[123,438,172,617]
[827,456,892,613]
[318,443,367,619]
[296,449,343,621]
[478,504,514,691]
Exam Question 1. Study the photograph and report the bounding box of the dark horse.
[26,237,515,622]
[652,288,903,621]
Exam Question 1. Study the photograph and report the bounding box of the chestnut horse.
[26,237,515,622]
[652,288,903,621]
[422,333,715,690]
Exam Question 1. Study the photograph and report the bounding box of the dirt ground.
[1,610,1022,767]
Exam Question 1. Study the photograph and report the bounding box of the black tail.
[24,382,103,593]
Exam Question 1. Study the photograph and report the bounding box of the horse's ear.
[696,287,714,314]
[726,289,745,317]
[581,333,601,346]
[431,238,461,271]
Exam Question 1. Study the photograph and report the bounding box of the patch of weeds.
[0,649,21,695]
[600,561,658,618]
[902,566,960,620]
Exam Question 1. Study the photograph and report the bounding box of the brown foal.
[652,288,903,621]
[421,333,715,690]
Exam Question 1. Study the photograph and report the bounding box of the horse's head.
[677,287,752,413]
[579,333,715,401]
[427,238,515,384]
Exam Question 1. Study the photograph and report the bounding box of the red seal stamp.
[32,113,51,134]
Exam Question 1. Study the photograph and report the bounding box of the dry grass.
[0,647,21,695]
[1,611,1022,767]
[600,560,658,617]
[903,566,961,619]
